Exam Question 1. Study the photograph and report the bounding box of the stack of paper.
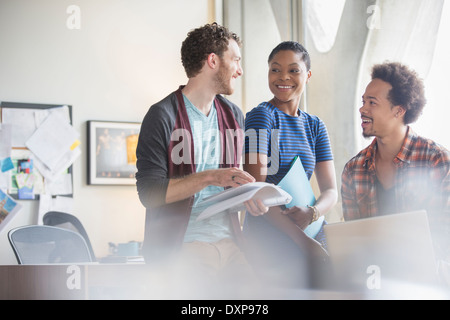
[196,182,292,221]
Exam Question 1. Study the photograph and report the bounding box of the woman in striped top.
[243,41,338,288]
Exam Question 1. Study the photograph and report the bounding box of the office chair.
[8,225,94,264]
[43,211,96,261]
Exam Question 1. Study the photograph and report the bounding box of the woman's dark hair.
[181,22,241,78]
[371,62,426,124]
[268,41,311,71]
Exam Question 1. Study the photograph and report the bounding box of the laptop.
[323,210,440,293]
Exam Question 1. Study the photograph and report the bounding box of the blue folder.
[277,156,324,238]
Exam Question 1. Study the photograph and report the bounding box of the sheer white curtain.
[412,1,450,149]
[304,0,445,221]
[355,0,445,150]
[306,0,346,53]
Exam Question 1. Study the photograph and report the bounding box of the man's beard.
[214,64,234,96]
[362,132,374,139]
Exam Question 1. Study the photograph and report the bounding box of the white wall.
[0,0,211,263]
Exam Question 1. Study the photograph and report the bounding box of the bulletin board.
[0,101,76,200]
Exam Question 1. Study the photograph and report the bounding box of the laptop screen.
[324,210,439,294]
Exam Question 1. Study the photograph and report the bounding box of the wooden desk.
[1,263,358,300]
[2,264,447,300]
[0,264,150,300]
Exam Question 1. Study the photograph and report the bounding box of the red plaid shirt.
[341,127,450,259]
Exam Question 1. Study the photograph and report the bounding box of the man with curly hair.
[341,62,450,284]
[136,23,267,289]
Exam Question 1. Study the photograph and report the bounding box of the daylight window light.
[307,0,346,53]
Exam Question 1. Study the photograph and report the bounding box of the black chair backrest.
[8,225,94,264]
[43,211,96,260]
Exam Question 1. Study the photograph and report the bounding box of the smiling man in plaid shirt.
[341,62,450,282]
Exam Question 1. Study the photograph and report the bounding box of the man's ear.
[394,106,406,118]
[206,53,218,69]
[306,70,312,83]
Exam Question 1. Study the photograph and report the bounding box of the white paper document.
[25,111,80,173]
[33,147,81,182]
[196,182,292,221]
[0,124,12,158]
[1,105,71,148]
[1,108,40,148]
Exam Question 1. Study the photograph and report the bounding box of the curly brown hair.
[181,22,241,78]
[371,62,426,124]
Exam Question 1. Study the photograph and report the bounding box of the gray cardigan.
[136,86,245,263]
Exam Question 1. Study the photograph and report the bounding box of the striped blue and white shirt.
[245,102,333,184]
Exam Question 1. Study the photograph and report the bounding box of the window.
[307,0,346,53]
[411,1,450,149]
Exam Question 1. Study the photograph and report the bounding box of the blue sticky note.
[18,186,34,200]
[1,157,14,172]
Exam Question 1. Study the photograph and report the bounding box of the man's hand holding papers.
[196,182,292,221]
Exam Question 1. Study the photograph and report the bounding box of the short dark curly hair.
[268,41,311,71]
[181,22,241,78]
[371,62,426,124]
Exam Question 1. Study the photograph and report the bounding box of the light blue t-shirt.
[182,95,233,243]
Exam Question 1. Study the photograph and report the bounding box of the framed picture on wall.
[87,120,141,185]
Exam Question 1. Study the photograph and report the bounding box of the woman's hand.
[281,206,314,230]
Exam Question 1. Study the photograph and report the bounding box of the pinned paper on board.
[0,124,14,173]
[15,172,37,200]
[0,158,14,173]
[0,102,78,200]
[0,188,22,232]
[18,159,33,173]
[25,111,80,173]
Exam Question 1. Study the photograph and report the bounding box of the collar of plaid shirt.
[363,126,415,170]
